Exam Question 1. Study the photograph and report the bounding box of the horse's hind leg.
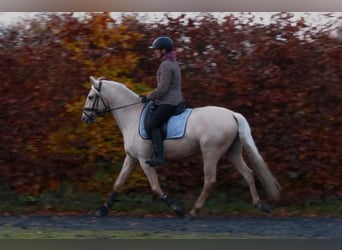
[227,137,261,206]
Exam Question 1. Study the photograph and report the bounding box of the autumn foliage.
[0,12,340,205]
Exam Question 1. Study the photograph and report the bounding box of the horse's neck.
[104,81,141,136]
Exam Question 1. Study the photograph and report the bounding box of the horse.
[81,76,281,218]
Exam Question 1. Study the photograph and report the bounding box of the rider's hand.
[140,95,149,103]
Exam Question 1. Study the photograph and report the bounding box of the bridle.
[83,80,141,121]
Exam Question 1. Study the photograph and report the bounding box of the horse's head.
[81,76,109,124]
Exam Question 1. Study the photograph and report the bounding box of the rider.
[140,36,184,167]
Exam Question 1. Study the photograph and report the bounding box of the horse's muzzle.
[81,112,96,124]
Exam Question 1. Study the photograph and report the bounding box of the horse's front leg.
[140,161,185,218]
[96,154,137,217]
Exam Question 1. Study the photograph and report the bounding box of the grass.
[0,184,340,239]
[0,226,286,239]
[0,183,341,217]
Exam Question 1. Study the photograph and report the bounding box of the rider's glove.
[140,95,149,103]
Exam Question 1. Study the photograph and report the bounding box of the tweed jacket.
[147,59,183,106]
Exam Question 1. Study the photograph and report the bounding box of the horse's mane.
[105,80,139,98]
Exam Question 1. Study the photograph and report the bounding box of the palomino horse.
[81,76,281,218]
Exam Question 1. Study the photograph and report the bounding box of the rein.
[83,80,141,117]
[98,101,142,114]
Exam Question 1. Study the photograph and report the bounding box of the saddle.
[139,101,192,140]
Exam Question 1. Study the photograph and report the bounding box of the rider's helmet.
[149,36,174,52]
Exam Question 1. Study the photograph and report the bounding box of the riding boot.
[146,128,165,167]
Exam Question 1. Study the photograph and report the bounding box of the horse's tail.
[233,112,281,200]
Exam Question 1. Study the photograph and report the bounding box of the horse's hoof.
[184,213,197,222]
[256,201,272,213]
[95,205,109,217]
[174,206,185,218]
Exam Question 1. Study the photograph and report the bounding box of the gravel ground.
[1,215,341,238]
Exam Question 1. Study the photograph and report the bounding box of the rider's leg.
[145,104,176,167]
[146,128,164,166]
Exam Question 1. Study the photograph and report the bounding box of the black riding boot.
[146,129,164,167]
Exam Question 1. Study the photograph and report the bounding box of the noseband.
[83,80,110,117]
[83,80,140,121]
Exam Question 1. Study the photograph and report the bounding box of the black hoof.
[96,204,109,217]
[256,201,272,213]
[184,213,197,222]
[173,206,185,218]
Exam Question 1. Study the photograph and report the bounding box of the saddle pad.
[139,101,192,140]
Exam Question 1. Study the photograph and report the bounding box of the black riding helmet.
[149,36,174,52]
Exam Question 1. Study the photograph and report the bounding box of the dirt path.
[1,215,341,238]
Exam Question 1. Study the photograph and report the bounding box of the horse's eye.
[88,96,94,100]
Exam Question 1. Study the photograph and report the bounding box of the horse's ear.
[89,76,98,87]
